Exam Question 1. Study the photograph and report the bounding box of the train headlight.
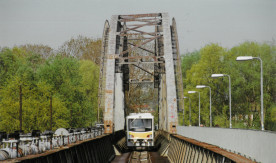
[147,134,152,138]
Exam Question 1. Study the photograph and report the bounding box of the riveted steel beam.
[119,22,158,34]
[131,64,154,76]
[130,29,158,36]
[117,56,163,60]
[120,35,160,55]
[119,18,161,23]
[98,20,110,123]
[104,15,118,134]
[171,18,184,114]
[161,13,178,133]
[127,42,155,54]
[118,61,164,65]
[120,13,161,18]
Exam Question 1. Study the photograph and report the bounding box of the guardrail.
[0,127,105,161]
[177,126,276,163]
[5,130,125,162]
[168,134,255,163]
[155,130,255,163]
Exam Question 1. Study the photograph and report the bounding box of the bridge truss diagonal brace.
[104,15,118,134]
[162,13,178,134]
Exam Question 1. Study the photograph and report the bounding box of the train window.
[128,119,152,132]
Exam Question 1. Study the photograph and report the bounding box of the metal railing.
[0,127,104,161]
[168,134,255,163]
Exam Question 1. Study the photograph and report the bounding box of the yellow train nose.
[129,132,152,139]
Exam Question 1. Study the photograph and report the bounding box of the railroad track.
[129,151,150,163]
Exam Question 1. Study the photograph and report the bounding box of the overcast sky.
[0,0,275,53]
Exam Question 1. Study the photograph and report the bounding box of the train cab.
[126,113,154,149]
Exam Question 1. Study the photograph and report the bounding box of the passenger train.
[126,113,154,149]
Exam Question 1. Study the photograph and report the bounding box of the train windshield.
[128,119,152,132]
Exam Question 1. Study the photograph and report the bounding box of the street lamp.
[188,91,201,126]
[211,74,232,128]
[196,85,212,127]
[188,97,191,126]
[236,56,264,131]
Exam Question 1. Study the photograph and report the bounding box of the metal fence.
[177,126,276,163]
[0,127,106,161]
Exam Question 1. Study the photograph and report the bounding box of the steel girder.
[100,13,181,133]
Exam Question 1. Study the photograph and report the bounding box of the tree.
[225,42,276,129]
[37,55,81,128]
[0,48,35,132]
[20,44,54,59]
[59,35,102,65]
[0,39,102,133]
[183,44,227,126]
[79,60,99,126]
[181,42,276,130]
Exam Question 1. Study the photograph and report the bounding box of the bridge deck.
[4,130,255,162]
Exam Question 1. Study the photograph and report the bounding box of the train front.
[126,113,154,149]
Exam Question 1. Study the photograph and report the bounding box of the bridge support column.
[162,13,178,133]
[104,15,118,133]
[114,73,125,131]
[159,74,168,131]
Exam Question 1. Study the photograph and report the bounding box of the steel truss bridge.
[98,13,183,134]
[1,13,275,163]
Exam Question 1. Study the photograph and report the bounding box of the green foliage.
[181,51,201,85]
[182,42,276,131]
[0,47,99,133]
[266,105,276,131]
[79,60,99,125]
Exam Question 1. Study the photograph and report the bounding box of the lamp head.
[211,74,224,78]
[236,56,253,61]
[188,91,197,94]
[196,85,207,89]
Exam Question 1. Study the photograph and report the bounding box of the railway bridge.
[1,13,275,163]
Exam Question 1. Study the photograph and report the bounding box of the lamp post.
[211,74,232,128]
[188,97,191,126]
[183,96,188,126]
[236,56,264,131]
[196,85,212,127]
[188,91,200,126]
